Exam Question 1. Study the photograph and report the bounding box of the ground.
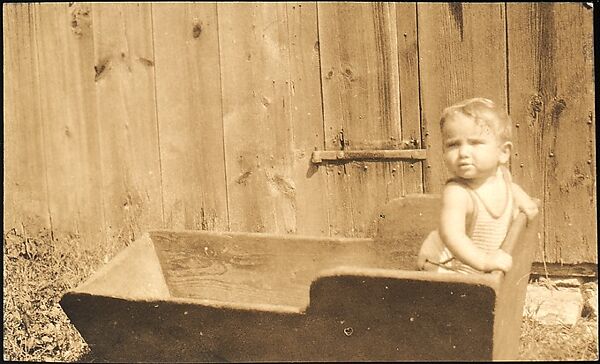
[3,227,598,361]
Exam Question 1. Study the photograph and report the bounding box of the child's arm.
[512,183,539,221]
[439,183,513,272]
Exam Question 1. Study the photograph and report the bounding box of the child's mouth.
[458,163,474,172]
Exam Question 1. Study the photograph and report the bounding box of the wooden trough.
[60,194,540,362]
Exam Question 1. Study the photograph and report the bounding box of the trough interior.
[76,195,440,309]
[149,229,431,309]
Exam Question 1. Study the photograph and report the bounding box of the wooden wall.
[3,2,596,264]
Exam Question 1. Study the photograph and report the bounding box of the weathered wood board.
[3,4,50,230]
[507,2,596,263]
[4,2,593,262]
[92,3,164,242]
[60,195,540,361]
[285,2,331,236]
[152,231,393,308]
[33,3,105,242]
[417,3,508,193]
[152,3,228,231]
[317,3,405,237]
[396,2,424,195]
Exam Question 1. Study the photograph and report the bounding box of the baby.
[417,98,538,274]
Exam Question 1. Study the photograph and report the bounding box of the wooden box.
[60,194,539,361]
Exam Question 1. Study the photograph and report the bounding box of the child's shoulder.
[442,179,472,202]
[444,177,471,191]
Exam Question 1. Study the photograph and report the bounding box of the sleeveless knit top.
[434,167,515,274]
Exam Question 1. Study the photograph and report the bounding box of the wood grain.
[318,3,404,237]
[507,3,596,263]
[150,196,446,308]
[396,2,424,194]
[218,3,299,233]
[5,3,595,265]
[3,4,51,231]
[417,3,508,192]
[152,3,228,231]
[151,230,383,307]
[74,234,170,299]
[34,3,105,244]
[286,3,330,236]
[492,211,539,359]
[91,3,163,242]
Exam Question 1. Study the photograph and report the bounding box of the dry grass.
[3,227,125,362]
[520,312,598,360]
[3,228,598,362]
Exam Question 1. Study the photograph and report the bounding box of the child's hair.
[440,98,512,142]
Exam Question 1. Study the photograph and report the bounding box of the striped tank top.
[434,167,515,274]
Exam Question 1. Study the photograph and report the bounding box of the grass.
[3,228,598,361]
[520,315,598,361]
[3,227,125,362]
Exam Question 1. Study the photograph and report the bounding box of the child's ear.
[499,141,512,164]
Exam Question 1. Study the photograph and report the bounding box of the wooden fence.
[3,2,596,264]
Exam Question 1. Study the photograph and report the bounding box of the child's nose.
[458,145,470,157]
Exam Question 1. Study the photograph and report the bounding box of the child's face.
[441,114,510,181]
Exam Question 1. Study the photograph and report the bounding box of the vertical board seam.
[215,3,231,231]
[314,3,333,236]
[69,3,85,237]
[504,3,511,175]
[390,3,406,197]
[149,4,166,228]
[285,5,294,150]
[315,3,328,152]
[537,4,548,263]
[284,4,297,233]
[414,3,426,194]
[504,2,510,117]
[31,3,55,237]
[88,3,108,245]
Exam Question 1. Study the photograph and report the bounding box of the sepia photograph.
[3,2,597,362]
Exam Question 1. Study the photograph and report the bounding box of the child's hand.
[519,199,539,221]
[417,230,446,270]
[486,249,513,273]
[512,183,539,221]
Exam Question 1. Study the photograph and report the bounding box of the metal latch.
[311,149,427,164]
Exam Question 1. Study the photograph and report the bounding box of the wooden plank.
[73,234,170,299]
[318,2,403,237]
[152,3,228,231]
[218,3,299,233]
[530,263,598,278]
[151,194,497,308]
[286,2,330,236]
[3,4,50,231]
[507,3,596,263]
[375,194,440,247]
[91,3,163,242]
[505,3,547,264]
[417,3,508,193]
[34,3,105,244]
[492,210,539,359]
[150,230,380,308]
[396,2,424,194]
